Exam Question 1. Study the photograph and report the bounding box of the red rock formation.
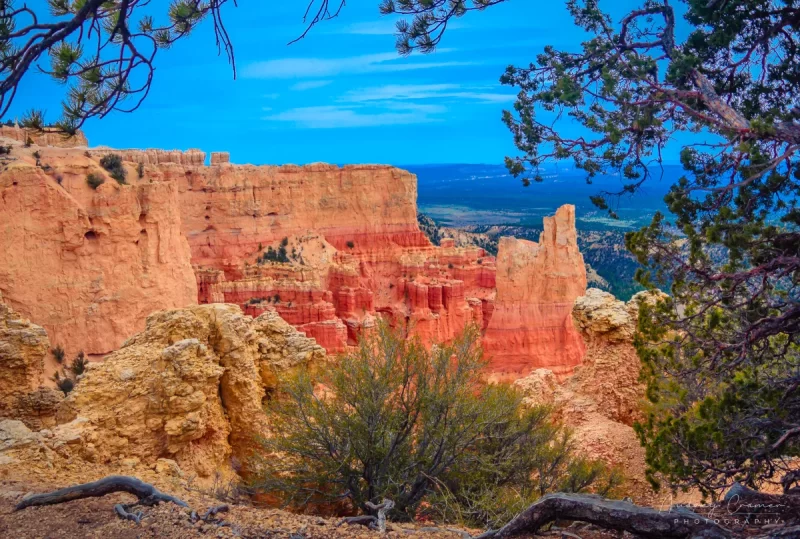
[1,135,592,381]
[483,205,587,380]
[164,162,431,272]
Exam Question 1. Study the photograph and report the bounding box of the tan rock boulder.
[53,303,325,478]
[0,294,51,418]
[8,388,64,431]
[514,288,664,503]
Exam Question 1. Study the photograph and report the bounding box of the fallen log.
[14,475,189,512]
[487,493,731,538]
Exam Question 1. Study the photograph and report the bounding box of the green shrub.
[51,345,65,364]
[71,351,88,376]
[99,153,126,184]
[86,173,105,190]
[136,162,144,179]
[251,322,619,527]
[50,350,90,395]
[24,136,33,147]
[54,375,74,396]
[346,240,355,249]
[32,150,40,159]
[0,145,11,155]
[259,244,290,264]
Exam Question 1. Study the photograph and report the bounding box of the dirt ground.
[0,476,633,539]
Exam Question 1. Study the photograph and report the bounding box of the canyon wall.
[0,143,197,365]
[0,136,588,379]
[483,205,587,380]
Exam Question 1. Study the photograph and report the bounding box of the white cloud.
[242,50,471,79]
[341,83,515,104]
[290,80,333,91]
[263,103,444,129]
[261,81,512,130]
[337,20,398,35]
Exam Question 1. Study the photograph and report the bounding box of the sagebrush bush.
[86,173,105,190]
[251,322,621,526]
[99,153,126,184]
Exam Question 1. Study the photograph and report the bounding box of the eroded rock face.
[0,293,47,393]
[514,288,664,502]
[0,293,55,425]
[51,303,325,478]
[0,126,88,148]
[484,205,587,380]
[0,149,197,365]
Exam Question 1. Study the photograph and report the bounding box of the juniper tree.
[382,0,800,498]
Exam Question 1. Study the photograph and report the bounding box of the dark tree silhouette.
[0,0,236,130]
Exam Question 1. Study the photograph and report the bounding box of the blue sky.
[11,0,674,165]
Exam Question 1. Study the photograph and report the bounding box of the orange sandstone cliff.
[0,135,588,379]
[0,144,197,366]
